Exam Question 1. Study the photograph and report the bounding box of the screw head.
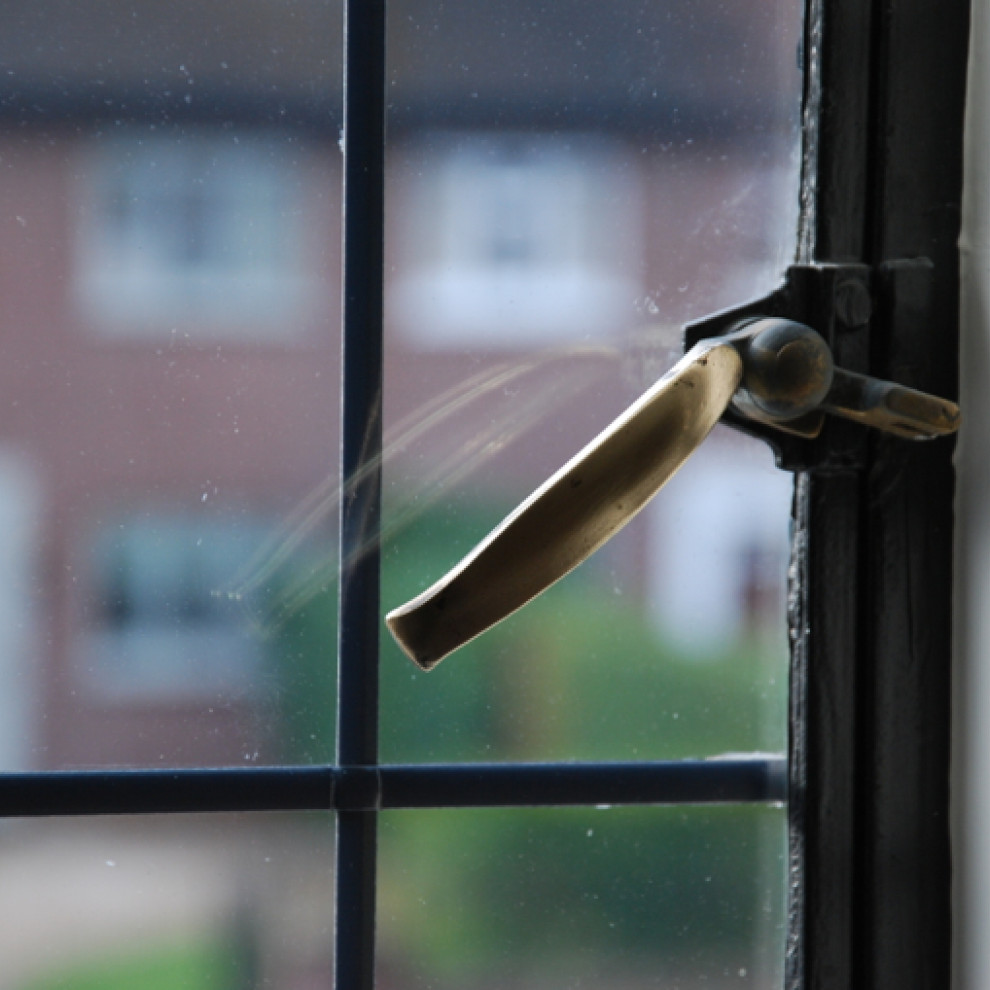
[834,279,872,329]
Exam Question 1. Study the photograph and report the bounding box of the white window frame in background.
[73,129,319,340]
[78,515,268,700]
[389,132,644,349]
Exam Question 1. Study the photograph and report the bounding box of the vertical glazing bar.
[335,0,386,988]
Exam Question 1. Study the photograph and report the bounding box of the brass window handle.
[385,319,959,670]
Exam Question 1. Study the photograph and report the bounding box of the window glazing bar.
[336,0,386,987]
[337,0,385,773]
[0,759,786,817]
[373,758,786,808]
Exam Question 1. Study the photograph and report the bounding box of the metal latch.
[386,268,960,670]
[724,318,958,440]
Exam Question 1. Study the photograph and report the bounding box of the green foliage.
[268,501,789,979]
[269,499,786,763]
[379,803,786,983]
[22,939,235,990]
[378,502,786,763]
[270,579,338,764]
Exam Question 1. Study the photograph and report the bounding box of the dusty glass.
[380,0,803,764]
[0,2,342,770]
[379,806,787,989]
[0,813,332,990]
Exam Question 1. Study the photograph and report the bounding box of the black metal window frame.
[0,1,969,989]
[787,0,968,988]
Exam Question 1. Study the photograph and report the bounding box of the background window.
[389,133,643,348]
[79,516,268,699]
[73,130,319,338]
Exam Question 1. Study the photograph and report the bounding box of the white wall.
[647,434,792,658]
[953,1,989,986]
[0,452,40,769]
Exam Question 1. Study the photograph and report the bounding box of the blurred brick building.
[0,0,799,768]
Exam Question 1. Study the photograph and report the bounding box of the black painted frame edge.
[0,758,787,818]
[789,0,969,986]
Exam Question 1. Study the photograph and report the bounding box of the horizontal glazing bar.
[376,758,787,809]
[0,758,786,817]
[0,766,335,817]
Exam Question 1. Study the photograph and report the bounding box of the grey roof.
[0,0,800,136]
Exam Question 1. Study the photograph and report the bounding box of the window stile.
[788,0,967,987]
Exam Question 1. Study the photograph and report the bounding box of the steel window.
[0,1,968,989]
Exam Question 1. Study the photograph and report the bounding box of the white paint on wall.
[953,1,990,986]
[647,432,792,657]
[0,451,41,769]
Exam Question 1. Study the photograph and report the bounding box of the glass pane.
[381,1,802,761]
[0,3,342,768]
[379,805,786,988]
[0,813,332,990]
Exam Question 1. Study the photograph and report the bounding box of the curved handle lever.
[386,319,959,670]
[387,339,743,669]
